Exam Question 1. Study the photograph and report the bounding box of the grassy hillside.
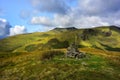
[0,26,120,53]
[0,26,120,80]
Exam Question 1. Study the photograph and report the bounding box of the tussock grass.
[40,50,64,60]
[0,48,120,80]
[0,26,120,80]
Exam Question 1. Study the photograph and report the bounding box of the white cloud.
[114,20,120,26]
[54,14,73,27]
[0,18,27,38]
[30,14,109,28]
[0,18,11,38]
[31,16,53,26]
[10,25,27,36]
[29,0,120,29]
[31,15,71,27]
[75,16,109,28]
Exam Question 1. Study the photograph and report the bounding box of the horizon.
[0,25,119,39]
[1,0,120,38]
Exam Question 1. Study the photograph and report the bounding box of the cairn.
[66,42,86,59]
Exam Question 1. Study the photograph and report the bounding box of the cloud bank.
[0,18,27,39]
[30,0,120,28]
[0,18,11,38]
[10,25,27,36]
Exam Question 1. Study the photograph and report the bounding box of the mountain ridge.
[51,25,120,32]
[0,25,120,53]
[0,25,120,80]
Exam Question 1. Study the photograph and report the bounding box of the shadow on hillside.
[100,43,120,52]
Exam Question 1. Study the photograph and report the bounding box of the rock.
[66,42,86,59]
[81,62,88,66]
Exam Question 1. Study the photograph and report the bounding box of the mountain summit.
[53,27,77,31]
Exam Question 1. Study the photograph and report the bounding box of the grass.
[0,26,120,52]
[100,43,120,52]
[0,48,120,80]
[0,26,120,80]
[25,44,37,52]
[40,50,64,60]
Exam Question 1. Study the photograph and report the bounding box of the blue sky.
[0,0,41,32]
[0,0,120,38]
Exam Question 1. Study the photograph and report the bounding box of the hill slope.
[0,26,120,80]
[0,26,120,52]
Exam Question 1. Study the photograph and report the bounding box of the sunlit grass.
[0,27,120,80]
[0,48,120,80]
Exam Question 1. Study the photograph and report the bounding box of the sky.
[0,0,120,38]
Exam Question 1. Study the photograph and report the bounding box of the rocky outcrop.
[66,42,86,59]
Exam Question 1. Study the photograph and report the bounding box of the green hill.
[0,26,120,53]
[0,26,120,80]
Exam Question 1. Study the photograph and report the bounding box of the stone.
[66,42,86,59]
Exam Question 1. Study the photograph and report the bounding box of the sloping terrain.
[0,26,120,80]
[0,26,120,53]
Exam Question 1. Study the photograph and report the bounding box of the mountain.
[0,26,120,52]
[52,27,77,32]
[0,26,120,80]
